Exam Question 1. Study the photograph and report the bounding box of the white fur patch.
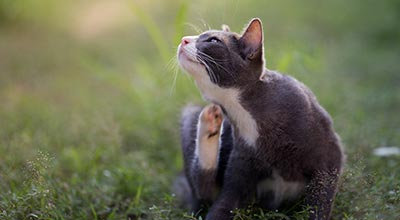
[195,121,220,170]
[178,37,259,147]
[211,87,258,146]
[257,170,305,205]
[195,136,220,170]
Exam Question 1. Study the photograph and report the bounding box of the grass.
[0,0,399,219]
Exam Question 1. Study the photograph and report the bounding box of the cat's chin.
[177,39,207,74]
[178,52,206,77]
[178,52,197,66]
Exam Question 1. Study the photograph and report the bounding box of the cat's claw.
[200,104,224,138]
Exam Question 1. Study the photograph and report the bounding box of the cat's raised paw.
[200,104,224,138]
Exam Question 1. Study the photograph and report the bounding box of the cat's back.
[256,70,344,170]
[244,69,324,125]
[244,69,339,148]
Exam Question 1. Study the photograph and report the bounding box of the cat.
[175,18,345,220]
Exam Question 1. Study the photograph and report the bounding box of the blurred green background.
[0,0,399,219]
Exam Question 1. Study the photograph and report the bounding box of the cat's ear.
[222,24,230,32]
[239,18,264,61]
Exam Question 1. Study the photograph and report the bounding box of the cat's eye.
[208,37,220,43]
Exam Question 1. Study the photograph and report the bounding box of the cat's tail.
[172,172,194,210]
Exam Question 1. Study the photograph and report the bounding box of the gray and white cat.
[175,18,345,220]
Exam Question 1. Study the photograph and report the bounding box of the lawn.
[0,0,399,219]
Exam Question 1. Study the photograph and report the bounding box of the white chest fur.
[194,74,259,147]
[257,171,305,206]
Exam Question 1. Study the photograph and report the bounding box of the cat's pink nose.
[181,36,196,46]
[181,37,190,46]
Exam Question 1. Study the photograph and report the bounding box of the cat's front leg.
[190,104,224,202]
[206,146,260,220]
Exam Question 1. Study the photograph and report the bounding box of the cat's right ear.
[239,18,264,61]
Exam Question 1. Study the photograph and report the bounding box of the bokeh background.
[0,0,399,219]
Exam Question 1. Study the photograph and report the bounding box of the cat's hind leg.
[179,104,224,213]
[195,104,224,170]
[191,104,224,202]
[304,169,341,220]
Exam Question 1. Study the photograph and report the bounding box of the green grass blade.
[129,1,170,62]
[174,2,188,44]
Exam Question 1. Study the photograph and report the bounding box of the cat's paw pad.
[200,104,224,138]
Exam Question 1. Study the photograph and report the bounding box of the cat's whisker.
[185,22,203,35]
[201,59,219,84]
[170,63,180,96]
[166,54,181,95]
[196,50,227,65]
[180,47,199,64]
[196,50,236,82]
[197,56,226,83]
[170,57,179,95]
[179,47,216,83]
[196,50,228,62]
[198,18,212,32]
[180,46,229,84]
[166,54,179,71]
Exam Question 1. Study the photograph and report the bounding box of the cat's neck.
[218,89,259,147]
[194,74,259,147]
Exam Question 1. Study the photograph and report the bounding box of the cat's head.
[177,18,265,92]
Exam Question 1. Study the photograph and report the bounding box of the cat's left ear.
[239,18,264,61]
[222,24,230,32]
